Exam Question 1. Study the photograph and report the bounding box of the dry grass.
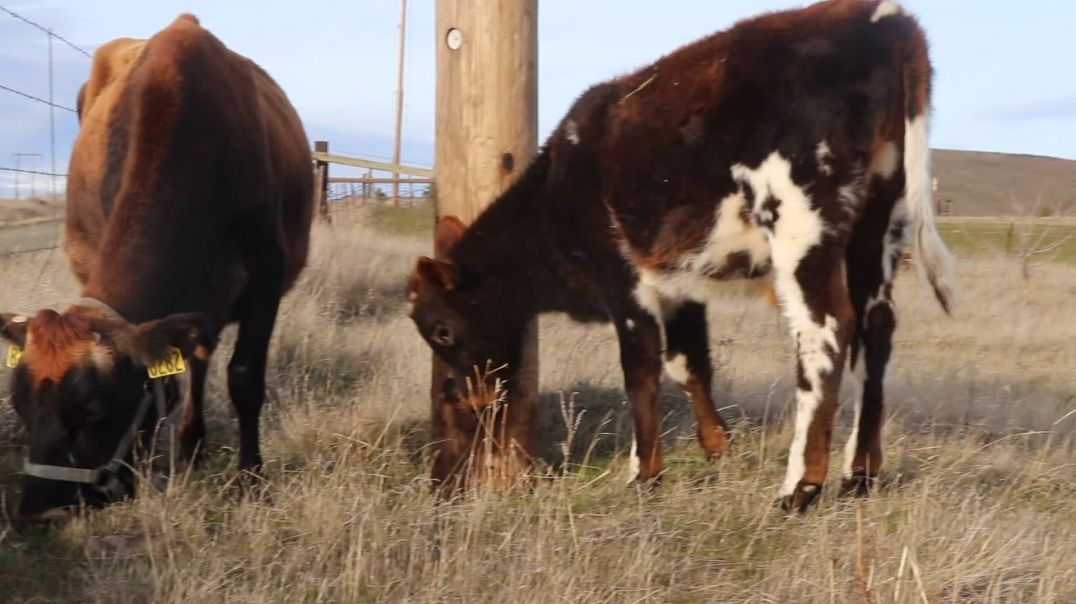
[0,196,65,226]
[0,215,1074,603]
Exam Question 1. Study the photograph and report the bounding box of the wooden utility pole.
[433,0,538,490]
[313,141,330,222]
[391,0,408,207]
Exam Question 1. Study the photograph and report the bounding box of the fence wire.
[0,5,91,58]
[0,4,87,261]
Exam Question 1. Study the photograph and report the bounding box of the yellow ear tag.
[5,344,22,368]
[147,346,187,379]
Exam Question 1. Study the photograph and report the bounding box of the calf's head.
[0,308,210,522]
[406,217,528,400]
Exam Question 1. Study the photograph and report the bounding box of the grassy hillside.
[0,221,1074,602]
[0,196,64,226]
[933,150,1076,217]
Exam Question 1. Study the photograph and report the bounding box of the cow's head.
[0,308,211,522]
[406,217,528,400]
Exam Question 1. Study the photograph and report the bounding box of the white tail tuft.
[904,114,956,314]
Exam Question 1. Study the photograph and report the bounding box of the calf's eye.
[432,324,455,347]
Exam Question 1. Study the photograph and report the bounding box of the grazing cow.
[0,14,314,521]
[408,0,954,510]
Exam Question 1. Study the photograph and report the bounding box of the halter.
[21,296,176,501]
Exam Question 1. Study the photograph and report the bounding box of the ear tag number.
[147,346,187,379]
[5,345,22,368]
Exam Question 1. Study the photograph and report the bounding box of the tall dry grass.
[0,213,1074,603]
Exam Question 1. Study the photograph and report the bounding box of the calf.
[408,0,954,510]
[0,15,314,521]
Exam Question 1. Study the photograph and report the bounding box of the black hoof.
[839,473,877,498]
[776,482,823,513]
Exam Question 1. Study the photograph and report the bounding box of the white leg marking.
[871,1,902,22]
[664,353,690,386]
[780,314,839,496]
[842,348,868,479]
[625,318,636,332]
[869,141,899,181]
[731,152,840,497]
[627,437,640,483]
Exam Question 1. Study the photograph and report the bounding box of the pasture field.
[936,218,1076,264]
[0,213,1074,603]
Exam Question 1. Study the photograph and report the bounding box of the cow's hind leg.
[841,182,907,495]
[662,301,730,459]
[227,244,285,474]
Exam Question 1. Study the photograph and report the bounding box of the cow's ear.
[415,256,461,292]
[130,313,214,365]
[435,215,466,254]
[0,313,30,348]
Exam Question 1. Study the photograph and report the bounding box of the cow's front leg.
[613,311,664,484]
[662,301,730,459]
[773,252,854,512]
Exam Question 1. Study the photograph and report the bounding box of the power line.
[0,166,66,177]
[0,82,77,112]
[0,5,92,58]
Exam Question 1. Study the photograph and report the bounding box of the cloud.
[989,95,1076,122]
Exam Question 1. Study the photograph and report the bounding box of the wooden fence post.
[432,0,538,491]
[313,140,331,222]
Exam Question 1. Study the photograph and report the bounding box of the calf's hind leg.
[612,309,664,484]
[841,187,906,495]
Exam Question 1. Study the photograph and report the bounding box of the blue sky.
[0,0,1073,197]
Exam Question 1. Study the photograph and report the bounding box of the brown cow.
[0,14,313,521]
[408,0,954,510]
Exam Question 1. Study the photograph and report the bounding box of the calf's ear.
[415,257,462,291]
[435,215,466,255]
[130,313,215,365]
[0,313,29,348]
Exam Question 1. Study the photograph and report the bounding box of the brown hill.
[933,149,1076,217]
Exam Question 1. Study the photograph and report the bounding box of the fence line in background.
[0,4,90,202]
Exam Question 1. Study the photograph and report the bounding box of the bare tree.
[1007,193,1072,280]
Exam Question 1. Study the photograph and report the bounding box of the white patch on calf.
[565,120,580,145]
[882,198,909,284]
[842,348,868,479]
[632,190,772,315]
[871,0,901,22]
[731,152,824,316]
[625,318,636,332]
[626,437,640,483]
[869,141,899,181]
[663,353,690,385]
[816,141,833,176]
[689,191,771,276]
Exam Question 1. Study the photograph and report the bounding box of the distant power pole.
[391,0,408,207]
[433,0,538,488]
[12,153,42,199]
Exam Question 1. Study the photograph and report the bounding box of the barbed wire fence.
[0,4,91,257]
